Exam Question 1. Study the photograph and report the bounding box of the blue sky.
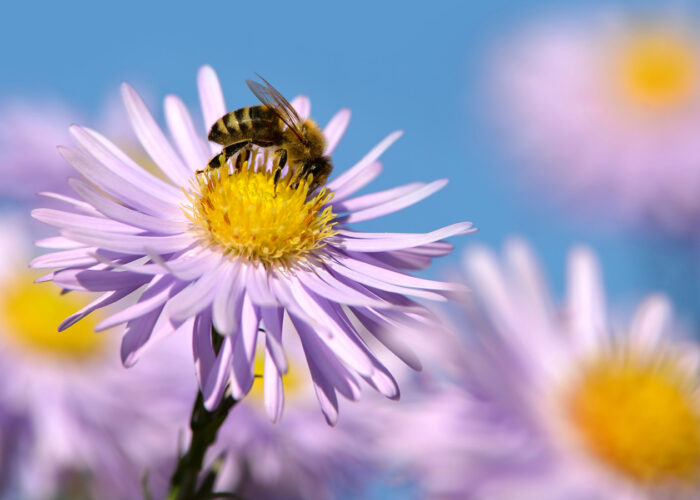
[1,0,694,318]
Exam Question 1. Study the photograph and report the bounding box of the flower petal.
[58,288,135,331]
[203,334,234,410]
[168,264,225,322]
[287,279,375,377]
[351,307,422,371]
[343,179,448,223]
[296,269,388,307]
[566,246,607,353]
[30,247,101,269]
[245,265,279,306]
[330,162,383,202]
[62,228,195,256]
[121,305,166,367]
[59,145,176,217]
[334,251,467,294]
[629,294,671,352]
[198,65,226,147]
[329,263,448,302]
[164,94,210,172]
[212,263,244,336]
[338,222,475,252]
[69,178,189,234]
[290,95,310,120]
[333,182,426,213]
[229,294,259,399]
[53,269,151,292]
[96,275,183,331]
[324,108,351,156]
[121,83,192,186]
[263,348,285,423]
[72,126,184,203]
[327,131,403,193]
[32,208,142,234]
[259,306,288,375]
[193,309,216,389]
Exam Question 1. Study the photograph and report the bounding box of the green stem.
[165,392,236,500]
[164,328,236,500]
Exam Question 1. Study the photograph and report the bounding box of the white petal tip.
[198,65,217,78]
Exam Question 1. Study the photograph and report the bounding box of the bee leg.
[271,149,288,197]
[234,146,252,172]
[201,140,252,172]
[304,163,325,193]
[274,148,288,169]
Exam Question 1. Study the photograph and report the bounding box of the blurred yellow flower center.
[1,275,104,360]
[617,32,697,109]
[568,350,700,485]
[185,151,337,268]
[249,350,306,403]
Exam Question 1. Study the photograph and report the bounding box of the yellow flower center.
[184,151,337,268]
[568,349,700,485]
[1,274,104,360]
[617,31,697,109]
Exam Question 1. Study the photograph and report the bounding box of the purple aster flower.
[492,12,700,236]
[31,65,474,424]
[0,219,187,500]
[380,240,700,499]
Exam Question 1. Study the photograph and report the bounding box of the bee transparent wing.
[246,76,306,143]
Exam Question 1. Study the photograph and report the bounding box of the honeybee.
[206,75,332,193]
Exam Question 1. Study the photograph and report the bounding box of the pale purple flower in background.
[380,239,700,499]
[31,65,474,424]
[493,12,700,236]
[0,96,159,242]
[0,219,188,500]
[0,102,77,201]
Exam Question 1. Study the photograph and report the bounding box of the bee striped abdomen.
[208,106,281,145]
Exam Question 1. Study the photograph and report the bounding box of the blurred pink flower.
[380,239,700,499]
[493,13,700,236]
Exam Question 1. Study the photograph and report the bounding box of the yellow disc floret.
[2,274,104,360]
[617,31,697,109]
[568,348,700,485]
[185,152,337,269]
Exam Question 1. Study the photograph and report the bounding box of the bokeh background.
[2,0,698,498]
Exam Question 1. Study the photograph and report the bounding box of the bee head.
[300,119,325,156]
[301,156,333,192]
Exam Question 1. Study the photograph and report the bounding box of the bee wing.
[246,76,306,143]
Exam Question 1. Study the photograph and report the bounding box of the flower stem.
[165,329,236,500]
[165,391,236,500]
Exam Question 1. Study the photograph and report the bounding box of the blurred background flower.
[0,218,189,500]
[493,11,700,238]
[381,240,700,499]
